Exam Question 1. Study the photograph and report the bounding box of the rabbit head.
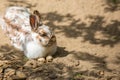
[30,10,56,47]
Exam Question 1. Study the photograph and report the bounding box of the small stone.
[38,58,45,63]
[30,77,43,80]
[74,60,80,66]
[0,77,2,80]
[46,56,53,62]
[0,53,4,58]
[24,60,37,68]
[15,71,26,79]
[0,74,3,80]
[49,74,57,79]
[63,67,68,72]
[3,77,12,80]
[99,71,104,75]
[0,60,10,67]
[0,68,3,73]
[4,68,15,78]
[94,53,97,55]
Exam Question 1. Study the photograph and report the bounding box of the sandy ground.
[0,0,120,80]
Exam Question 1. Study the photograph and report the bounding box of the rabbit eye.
[39,39,42,42]
[40,33,47,37]
[38,22,43,26]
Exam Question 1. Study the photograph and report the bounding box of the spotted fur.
[0,6,57,59]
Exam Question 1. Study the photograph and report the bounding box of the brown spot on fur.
[38,29,47,36]
[3,17,29,34]
[30,15,37,31]
[36,35,40,39]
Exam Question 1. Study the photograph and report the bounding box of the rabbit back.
[0,6,57,59]
[5,6,31,32]
[0,6,32,50]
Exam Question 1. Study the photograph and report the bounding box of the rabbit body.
[0,6,57,59]
[24,32,57,59]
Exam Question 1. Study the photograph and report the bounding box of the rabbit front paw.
[37,58,45,63]
[37,56,53,63]
[46,56,53,62]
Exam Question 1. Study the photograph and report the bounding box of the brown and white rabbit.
[0,6,57,60]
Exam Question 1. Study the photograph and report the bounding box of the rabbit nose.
[45,39,50,44]
[47,34,51,38]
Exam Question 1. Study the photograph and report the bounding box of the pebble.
[24,59,37,68]
[46,56,53,62]
[0,60,10,67]
[15,71,26,79]
[37,58,45,63]
[74,60,80,66]
[0,68,3,73]
[32,77,43,80]
[4,68,15,78]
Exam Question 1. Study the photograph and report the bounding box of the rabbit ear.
[30,10,42,31]
[33,10,42,26]
[30,15,38,31]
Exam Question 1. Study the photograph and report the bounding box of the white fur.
[0,6,57,59]
[24,32,57,59]
[25,41,57,59]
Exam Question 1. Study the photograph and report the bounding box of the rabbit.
[0,6,57,60]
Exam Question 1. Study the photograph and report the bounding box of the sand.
[0,0,120,80]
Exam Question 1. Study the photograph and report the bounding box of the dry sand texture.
[0,0,120,80]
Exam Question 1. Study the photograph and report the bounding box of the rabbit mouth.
[44,44,52,47]
[40,39,56,47]
[36,34,56,47]
[42,41,54,47]
[44,36,56,47]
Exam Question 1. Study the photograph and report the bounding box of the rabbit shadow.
[0,44,28,70]
[73,51,112,71]
[0,44,69,59]
[0,44,25,61]
[53,46,69,58]
[42,12,120,47]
